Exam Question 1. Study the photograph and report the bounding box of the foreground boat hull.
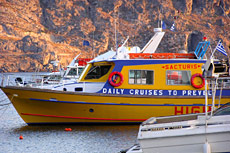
[2,86,230,124]
[139,124,230,153]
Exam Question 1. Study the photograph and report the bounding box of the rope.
[0,106,7,110]
[0,103,10,119]
[0,94,15,120]
[0,92,11,106]
[0,102,11,106]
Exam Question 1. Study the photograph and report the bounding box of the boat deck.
[129,53,196,59]
[142,113,200,125]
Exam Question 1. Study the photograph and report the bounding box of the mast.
[114,9,119,53]
[115,18,117,52]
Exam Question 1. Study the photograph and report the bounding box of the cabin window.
[129,70,154,85]
[78,67,84,75]
[166,70,191,85]
[85,65,112,79]
[67,68,77,76]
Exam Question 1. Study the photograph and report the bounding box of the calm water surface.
[0,86,139,153]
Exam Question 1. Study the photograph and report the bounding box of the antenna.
[114,10,119,52]
[93,30,95,58]
[158,5,163,28]
[115,18,117,52]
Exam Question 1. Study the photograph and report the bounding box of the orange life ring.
[108,71,124,87]
[191,73,205,89]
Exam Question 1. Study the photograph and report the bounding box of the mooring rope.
[0,103,10,119]
[0,97,11,106]
[0,93,11,107]
[0,102,11,106]
[0,93,15,119]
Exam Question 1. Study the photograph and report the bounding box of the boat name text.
[102,88,212,96]
[174,106,212,115]
[162,64,201,70]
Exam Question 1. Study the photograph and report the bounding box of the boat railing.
[129,53,196,59]
[1,73,34,87]
[0,73,60,88]
[208,79,230,89]
[142,113,199,126]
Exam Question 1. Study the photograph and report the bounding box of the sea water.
[0,73,139,153]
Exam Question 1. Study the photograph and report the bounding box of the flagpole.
[220,5,230,20]
[93,30,95,58]
[211,40,221,59]
[115,18,117,52]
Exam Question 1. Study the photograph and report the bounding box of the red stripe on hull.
[21,113,146,121]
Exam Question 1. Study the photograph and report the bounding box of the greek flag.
[161,21,166,30]
[216,41,227,56]
[83,40,90,46]
[170,23,175,31]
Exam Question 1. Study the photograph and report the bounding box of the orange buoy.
[19,135,23,140]
[65,128,72,131]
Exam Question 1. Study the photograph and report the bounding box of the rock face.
[0,0,229,72]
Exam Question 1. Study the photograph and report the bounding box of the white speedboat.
[42,57,91,86]
[123,103,230,153]
[138,105,230,153]
[1,55,91,88]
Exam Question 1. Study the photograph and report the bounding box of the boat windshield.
[67,68,77,76]
[84,65,112,79]
[78,67,84,75]
[213,102,230,116]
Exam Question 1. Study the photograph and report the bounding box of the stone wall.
[0,0,229,72]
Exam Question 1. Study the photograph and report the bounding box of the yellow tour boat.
[1,28,230,124]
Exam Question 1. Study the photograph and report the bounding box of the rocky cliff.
[0,0,229,72]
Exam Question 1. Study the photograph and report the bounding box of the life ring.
[108,71,124,87]
[191,73,205,89]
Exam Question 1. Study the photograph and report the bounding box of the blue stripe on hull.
[29,98,223,107]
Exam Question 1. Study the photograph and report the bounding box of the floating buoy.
[19,135,23,140]
[65,128,72,131]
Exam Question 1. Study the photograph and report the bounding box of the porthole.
[75,87,83,91]
[89,108,94,113]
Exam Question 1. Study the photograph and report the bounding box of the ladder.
[194,41,210,60]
